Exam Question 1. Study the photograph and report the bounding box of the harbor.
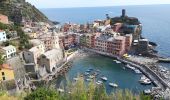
[49,51,154,94]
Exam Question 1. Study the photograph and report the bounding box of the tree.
[0,53,5,65]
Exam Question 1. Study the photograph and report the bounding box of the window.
[2,77,5,80]
[2,72,5,75]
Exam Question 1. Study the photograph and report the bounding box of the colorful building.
[0,64,15,81]
[113,36,126,56]
[125,34,133,52]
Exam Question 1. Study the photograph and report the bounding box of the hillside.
[0,0,50,24]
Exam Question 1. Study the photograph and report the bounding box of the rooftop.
[43,49,62,59]
[0,64,13,70]
[1,45,16,51]
[30,39,43,46]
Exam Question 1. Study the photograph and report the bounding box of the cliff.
[0,0,50,24]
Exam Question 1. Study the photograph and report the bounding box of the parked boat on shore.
[113,60,122,64]
[134,69,142,74]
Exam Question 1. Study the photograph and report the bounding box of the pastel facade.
[0,64,15,81]
[39,49,63,73]
[125,34,133,52]
[113,36,126,56]
[0,30,7,42]
[0,14,9,24]
[0,45,16,59]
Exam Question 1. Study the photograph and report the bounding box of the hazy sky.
[26,0,170,8]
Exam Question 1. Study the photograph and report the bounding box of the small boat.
[139,75,147,82]
[84,72,90,76]
[113,60,121,64]
[101,76,107,81]
[89,75,95,79]
[73,78,79,81]
[144,89,151,94]
[109,83,118,88]
[86,78,91,82]
[86,69,91,72]
[96,81,103,85]
[126,64,135,70]
[134,69,142,74]
[140,79,152,85]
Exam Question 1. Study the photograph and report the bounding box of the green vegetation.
[0,0,49,24]
[23,77,152,100]
[110,16,140,25]
[0,53,5,65]
[0,22,32,50]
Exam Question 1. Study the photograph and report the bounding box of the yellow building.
[0,64,15,81]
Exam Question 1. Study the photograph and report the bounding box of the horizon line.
[38,3,170,9]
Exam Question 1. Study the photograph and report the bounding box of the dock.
[158,58,170,63]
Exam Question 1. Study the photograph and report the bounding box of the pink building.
[113,36,126,56]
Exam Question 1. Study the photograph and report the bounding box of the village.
[0,9,170,98]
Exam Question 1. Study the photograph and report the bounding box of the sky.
[26,0,170,8]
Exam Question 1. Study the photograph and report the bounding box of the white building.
[0,45,16,59]
[0,30,7,42]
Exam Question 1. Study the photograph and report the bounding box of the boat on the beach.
[96,80,103,85]
[109,83,118,88]
[101,76,107,81]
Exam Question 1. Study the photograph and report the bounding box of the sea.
[40,4,170,92]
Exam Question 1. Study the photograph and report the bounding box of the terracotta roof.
[0,64,13,70]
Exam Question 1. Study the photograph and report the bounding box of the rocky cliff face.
[0,0,50,24]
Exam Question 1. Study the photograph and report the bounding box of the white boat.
[84,72,89,76]
[89,75,95,79]
[96,81,103,85]
[101,76,107,81]
[139,75,147,82]
[109,83,118,88]
[73,78,79,81]
[86,78,91,82]
[144,89,151,94]
[134,69,142,74]
[140,79,152,85]
[126,64,135,70]
[113,60,121,64]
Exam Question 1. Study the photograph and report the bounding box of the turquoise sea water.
[40,5,170,92]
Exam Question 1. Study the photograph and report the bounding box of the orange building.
[0,64,15,81]
[0,14,9,24]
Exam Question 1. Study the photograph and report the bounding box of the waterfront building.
[113,36,126,56]
[59,34,77,49]
[85,33,95,48]
[95,33,114,52]
[39,49,63,73]
[0,30,7,42]
[0,64,15,81]
[137,39,149,54]
[125,34,133,52]
[0,45,16,59]
[0,14,9,24]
